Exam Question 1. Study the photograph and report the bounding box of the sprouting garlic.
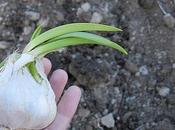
[0,53,57,130]
[0,23,127,130]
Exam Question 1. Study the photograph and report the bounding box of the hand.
[43,58,81,130]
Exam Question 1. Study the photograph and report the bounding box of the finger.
[43,58,52,75]
[46,86,81,130]
[49,69,68,102]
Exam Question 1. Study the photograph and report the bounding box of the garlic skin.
[0,54,57,130]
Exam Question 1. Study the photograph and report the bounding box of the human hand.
[43,58,81,130]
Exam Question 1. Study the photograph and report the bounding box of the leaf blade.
[29,36,127,57]
[24,23,122,52]
[30,25,42,40]
[58,32,127,55]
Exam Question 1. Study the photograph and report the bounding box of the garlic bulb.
[0,53,57,130]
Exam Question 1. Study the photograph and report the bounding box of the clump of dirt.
[0,0,175,129]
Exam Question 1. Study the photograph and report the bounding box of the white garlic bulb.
[0,54,57,130]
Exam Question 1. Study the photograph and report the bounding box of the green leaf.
[0,59,5,69]
[58,32,127,55]
[29,37,127,57]
[23,23,122,52]
[30,25,42,40]
[28,25,42,83]
[27,62,42,83]
[29,38,96,56]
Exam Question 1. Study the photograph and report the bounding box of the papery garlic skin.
[0,54,57,130]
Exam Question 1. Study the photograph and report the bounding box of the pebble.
[38,17,50,27]
[56,11,64,22]
[76,3,91,21]
[158,87,170,97]
[23,26,32,35]
[0,17,2,23]
[78,108,90,119]
[124,60,138,73]
[72,0,81,2]
[163,13,175,29]
[76,8,83,16]
[122,112,133,123]
[91,12,103,23]
[25,11,40,21]
[85,125,93,130]
[167,95,175,104]
[139,65,148,75]
[0,41,11,49]
[56,0,65,5]
[135,125,146,130]
[81,2,91,12]
[115,0,118,3]
[138,0,155,9]
[172,63,175,69]
[101,113,115,128]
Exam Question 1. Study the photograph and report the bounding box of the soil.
[0,0,175,130]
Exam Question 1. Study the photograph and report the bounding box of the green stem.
[27,62,42,83]
[27,25,42,82]
[0,59,5,69]
[30,25,42,41]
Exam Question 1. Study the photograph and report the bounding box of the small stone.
[139,65,148,75]
[23,26,32,35]
[101,113,115,128]
[76,8,83,16]
[56,0,65,5]
[25,11,40,21]
[81,2,91,12]
[167,95,175,105]
[72,0,81,2]
[172,63,175,69]
[93,87,109,110]
[56,11,64,22]
[0,41,11,49]
[0,17,3,23]
[78,108,90,119]
[135,125,146,130]
[76,7,91,21]
[122,112,134,123]
[124,60,138,73]
[163,13,175,29]
[158,87,170,97]
[103,109,109,115]
[138,0,155,9]
[38,17,50,27]
[115,0,118,3]
[85,125,93,130]
[91,12,103,23]
[76,3,91,21]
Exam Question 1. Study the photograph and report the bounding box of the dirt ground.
[0,0,175,130]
